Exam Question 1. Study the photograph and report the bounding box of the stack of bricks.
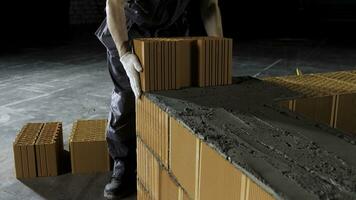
[133,37,233,92]
[264,70,356,135]
[13,122,63,178]
[69,119,111,174]
[136,96,274,200]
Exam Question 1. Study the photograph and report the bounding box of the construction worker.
[96,0,223,199]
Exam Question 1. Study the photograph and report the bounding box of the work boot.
[104,175,136,200]
[104,178,127,200]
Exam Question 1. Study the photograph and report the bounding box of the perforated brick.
[133,37,233,92]
[13,122,63,178]
[69,119,110,174]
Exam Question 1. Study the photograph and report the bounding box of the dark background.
[220,0,356,39]
[2,0,356,50]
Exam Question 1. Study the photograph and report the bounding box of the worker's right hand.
[120,52,143,99]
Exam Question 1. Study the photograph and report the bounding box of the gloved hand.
[120,52,143,99]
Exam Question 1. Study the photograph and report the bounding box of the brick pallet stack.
[69,119,111,174]
[264,70,356,135]
[13,122,63,178]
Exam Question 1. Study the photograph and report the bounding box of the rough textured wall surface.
[146,77,356,200]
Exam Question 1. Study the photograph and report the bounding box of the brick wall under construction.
[136,74,356,199]
[133,36,277,200]
[132,36,273,200]
[136,96,275,200]
[134,36,356,199]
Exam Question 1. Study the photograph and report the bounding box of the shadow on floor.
[17,149,135,200]
[19,174,137,200]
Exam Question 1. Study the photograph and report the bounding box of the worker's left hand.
[120,52,143,99]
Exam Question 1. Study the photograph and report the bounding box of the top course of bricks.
[264,70,356,97]
[144,76,356,200]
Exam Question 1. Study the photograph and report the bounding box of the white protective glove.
[120,52,143,99]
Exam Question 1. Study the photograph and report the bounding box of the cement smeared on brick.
[144,77,356,200]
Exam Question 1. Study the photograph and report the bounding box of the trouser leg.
[97,23,147,180]
[106,51,136,179]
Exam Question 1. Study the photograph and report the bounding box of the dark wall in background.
[1,0,71,50]
[1,0,105,50]
[70,0,105,25]
[2,0,356,50]
[220,0,356,39]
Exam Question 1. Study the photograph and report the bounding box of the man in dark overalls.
[96,0,223,199]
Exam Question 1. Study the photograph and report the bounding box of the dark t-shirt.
[96,0,206,52]
[125,0,205,37]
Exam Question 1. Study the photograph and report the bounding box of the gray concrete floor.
[1,35,356,200]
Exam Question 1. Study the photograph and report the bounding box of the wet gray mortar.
[145,78,356,200]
